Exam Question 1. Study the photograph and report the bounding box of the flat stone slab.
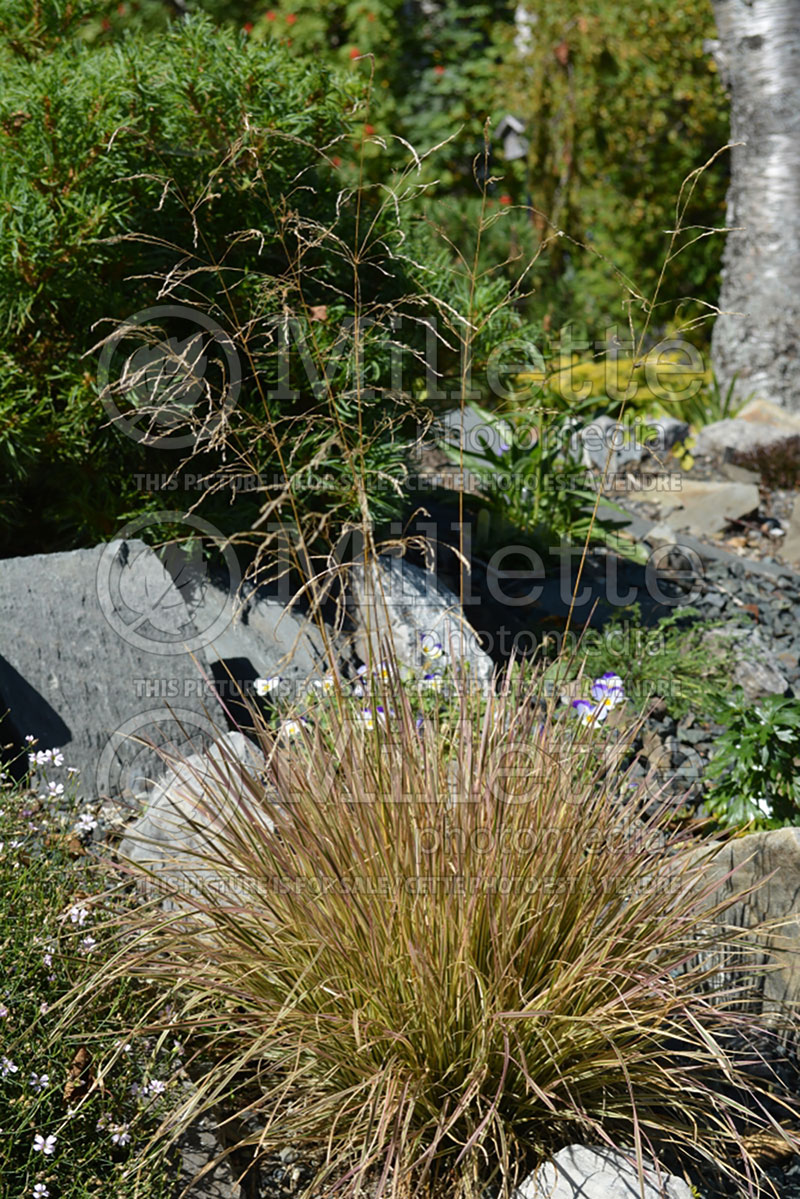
[737,398,800,432]
[0,540,219,800]
[638,478,759,538]
[513,1144,692,1199]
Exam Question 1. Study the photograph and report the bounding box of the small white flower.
[420,673,445,692]
[0,1004,8,1019]
[66,766,79,776]
[33,1184,50,1198]
[74,811,97,834]
[280,718,307,739]
[80,936,97,953]
[110,1122,131,1146]
[146,1079,166,1096]
[308,675,336,694]
[254,676,281,697]
[421,633,444,660]
[46,782,64,799]
[68,905,89,926]
[39,1002,49,1015]
[1,1056,18,1077]
[33,1133,57,1155]
[52,750,64,767]
[42,952,52,967]
[24,734,36,743]
[29,1072,50,1093]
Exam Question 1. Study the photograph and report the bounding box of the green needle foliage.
[67,655,800,1199]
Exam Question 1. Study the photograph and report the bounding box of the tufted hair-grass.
[66,654,800,1199]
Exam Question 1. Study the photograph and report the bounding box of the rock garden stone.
[187,576,353,710]
[695,417,800,461]
[348,552,494,686]
[512,1144,692,1199]
[639,478,759,538]
[116,731,273,899]
[693,827,800,1015]
[0,540,217,800]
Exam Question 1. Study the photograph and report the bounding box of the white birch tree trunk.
[709,0,800,412]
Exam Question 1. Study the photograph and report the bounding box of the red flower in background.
[349,47,361,59]
[332,156,342,167]
[364,123,375,135]
[433,65,445,76]
[265,9,276,19]
[243,21,254,33]
[499,194,512,206]
[286,12,297,24]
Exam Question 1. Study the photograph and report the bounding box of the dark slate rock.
[0,540,219,800]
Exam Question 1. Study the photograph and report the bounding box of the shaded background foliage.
[0,0,729,558]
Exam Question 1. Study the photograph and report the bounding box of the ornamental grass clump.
[79,658,798,1199]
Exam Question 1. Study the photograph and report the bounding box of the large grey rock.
[117,731,273,897]
[695,417,800,460]
[702,624,790,700]
[189,579,351,704]
[0,541,217,800]
[348,554,494,686]
[692,828,800,1014]
[512,1144,692,1199]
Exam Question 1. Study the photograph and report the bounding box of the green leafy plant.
[550,605,735,720]
[704,692,800,828]
[65,653,800,1199]
[438,400,645,562]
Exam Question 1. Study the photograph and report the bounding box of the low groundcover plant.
[63,656,799,1199]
